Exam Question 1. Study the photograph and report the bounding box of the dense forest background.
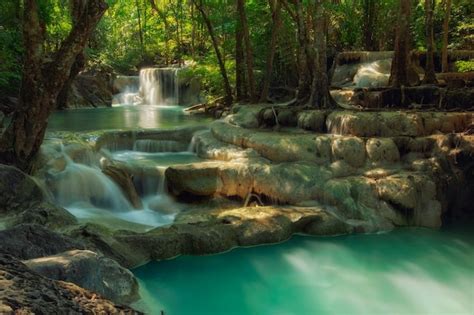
[0,0,473,100]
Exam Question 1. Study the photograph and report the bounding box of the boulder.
[166,162,222,197]
[103,165,143,209]
[0,224,83,260]
[366,138,400,164]
[24,250,139,304]
[376,173,441,228]
[0,254,141,314]
[10,202,77,229]
[297,110,327,132]
[0,165,44,214]
[331,136,366,167]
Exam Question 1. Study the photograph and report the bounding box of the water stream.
[133,227,474,315]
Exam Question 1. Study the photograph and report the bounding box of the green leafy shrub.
[455,60,474,72]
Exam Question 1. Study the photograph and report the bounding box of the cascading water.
[133,139,188,153]
[139,68,180,105]
[112,75,140,105]
[112,68,181,106]
[40,139,191,229]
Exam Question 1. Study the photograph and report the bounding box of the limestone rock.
[327,111,472,137]
[226,104,264,128]
[366,138,400,164]
[297,110,327,132]
[24,250,139,304]
[0,254,141,314]
[103,165,143,209]
[166,162,222,196]
[331,136,366,167]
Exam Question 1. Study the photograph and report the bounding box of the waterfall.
[139,68,180,105]
[112,75,140,105]
[53,162,132,211]
[133,139,188,153]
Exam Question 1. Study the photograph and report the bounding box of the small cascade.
[187,135,198,153]
[139,68,180,105]
[53,161,132,211]
[112,75,140,105]
[332,52,393,88]
[132,166,167,196]
[353,59,392,88]
[133,139,188,153]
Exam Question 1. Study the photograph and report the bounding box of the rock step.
[208,121,471,165]
[229,105,472,137]
[70,206,353,268]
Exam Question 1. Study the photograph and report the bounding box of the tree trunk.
[389,0,412,88]
[310,0,334,108]
[237,0,256,102]
[56,53,86,110]
[362,0,377,51]
[193,0,233,105]
[235,15,247,101]
[149,1,170,64]
[441,0,452,73]
[259,0,282,102]
[0,0,107,172]
[293,0,311,103]
[422,0,437,84]
[136,0,144,57]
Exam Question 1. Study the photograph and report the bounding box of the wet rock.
[24,250,139,304]
[69,206,350,268]
[95,126,206,151]
[0,254,141,314]
[0,224,84,260]
[366,138,400,164]
[64,143,98,165]
[103,165,143,209]
[331,136,366,167]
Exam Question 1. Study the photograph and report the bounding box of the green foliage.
[0,0,473,99]
[0,1,23,94]
[455,60,474,72]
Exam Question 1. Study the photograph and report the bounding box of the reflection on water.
[133,227,474,315]
[48,105,211,132]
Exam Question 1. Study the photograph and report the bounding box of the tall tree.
[235,15,247,101]
[422,0,437,84]
[309,0,334,108]
[441,0,452,73]
[0,0,108,171]
[389,0,412,87]
[292,0,311,103]
[192,0,233,105]
[362,0,377,51]
[259,0,282,102]
[237,0,256,102]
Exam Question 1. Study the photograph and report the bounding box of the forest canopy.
[0,0,473,99]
